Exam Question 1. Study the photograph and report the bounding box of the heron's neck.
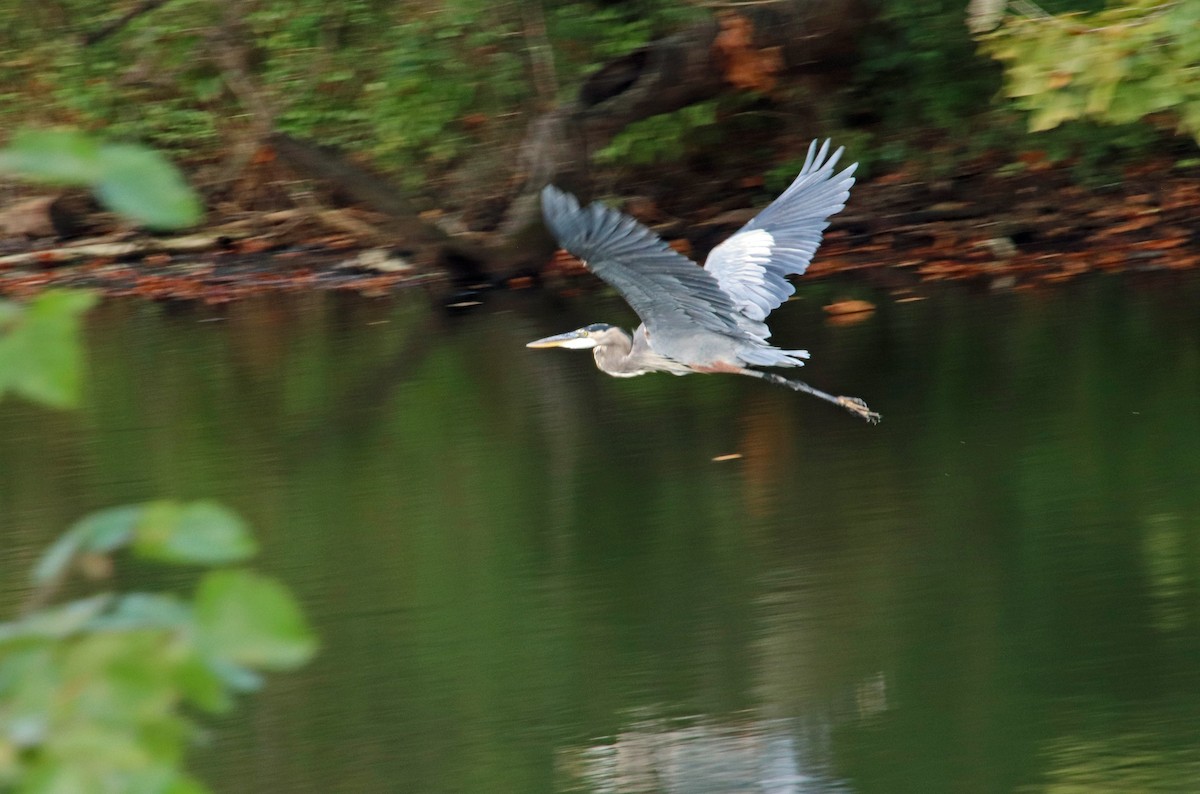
[592,329,639,377]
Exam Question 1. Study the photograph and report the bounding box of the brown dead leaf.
[668,238,693,257]
[251,146,276,166]
[550,249,587,276]
[236,238,274,254]
[713,12,783,92]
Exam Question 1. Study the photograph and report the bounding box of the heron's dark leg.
[741,369,881,424]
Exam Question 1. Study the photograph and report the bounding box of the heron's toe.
[837,396,881,425]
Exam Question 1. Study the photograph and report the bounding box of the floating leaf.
[133,501,258,566]
[823,299,877,316]
[194,570,316,671]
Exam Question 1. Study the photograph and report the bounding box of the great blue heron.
[527,139,879,423]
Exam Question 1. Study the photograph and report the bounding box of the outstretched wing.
[704,139,856,325]
[541,185,746,355]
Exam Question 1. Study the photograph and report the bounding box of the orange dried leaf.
[668,238,693,256]
[713,12,783,92]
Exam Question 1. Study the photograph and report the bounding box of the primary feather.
[704,139,856,329]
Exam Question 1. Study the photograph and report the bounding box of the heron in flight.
[527,139,879,423]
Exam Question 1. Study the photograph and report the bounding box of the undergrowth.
[0,0,1188,195]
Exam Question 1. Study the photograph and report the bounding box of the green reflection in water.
[1,275,1199,793]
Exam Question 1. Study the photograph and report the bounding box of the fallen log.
[268,133,493,286]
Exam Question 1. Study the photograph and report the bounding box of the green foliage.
[0,0,705,188]
[1,0,1188,191]
[977,0,1200,145]
[545,2,703,66]
[0,501,316,793]
[851,0,1004,130]
[594,101,720,167]
[0,290,97,410]
[0,130,202,229]
[36,502,258,586]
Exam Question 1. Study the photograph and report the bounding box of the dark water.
[3,276,1200,793]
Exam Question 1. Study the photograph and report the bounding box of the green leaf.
[1028,91,1082,132]
[204,656,264,694]
[0,129,104,185]
[118,766,213,794]
[194,570,316,671]
[74,503,143,552]
[0,130,202,230]
[85,593,191,632]
[0,290,97,410]
[0,646,55,745]
[31,531,85,587]
[133,501,258,565]
[0,595,113,643]
[176,654,235,714]
[93,143,203,230]
[1086,78,1118,115]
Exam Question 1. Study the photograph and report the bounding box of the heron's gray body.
[528,139,879,423]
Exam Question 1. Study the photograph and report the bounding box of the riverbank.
[1,154,1196,303]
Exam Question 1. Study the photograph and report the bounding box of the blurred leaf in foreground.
[195,569,317,671]
[93,143,204,230]
[0,289,97,410]
[0,129,202,229]
[2,502,315,793]
[34,500,260,587]
[134,501,259,566]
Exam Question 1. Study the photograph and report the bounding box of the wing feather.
[541,186,747,359]
[704,139,856,325]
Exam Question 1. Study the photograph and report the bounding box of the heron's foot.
[836,396,881,424]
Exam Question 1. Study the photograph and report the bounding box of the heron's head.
[526,323,615,350]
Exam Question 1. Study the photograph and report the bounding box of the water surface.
[2,275,1199,792]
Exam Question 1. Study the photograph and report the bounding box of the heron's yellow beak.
[526,329,597,350]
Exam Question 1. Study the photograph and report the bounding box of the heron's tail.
[741,369,880,424]
[738,347,810,368]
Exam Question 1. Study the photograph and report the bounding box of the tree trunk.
[491,0,871,272]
